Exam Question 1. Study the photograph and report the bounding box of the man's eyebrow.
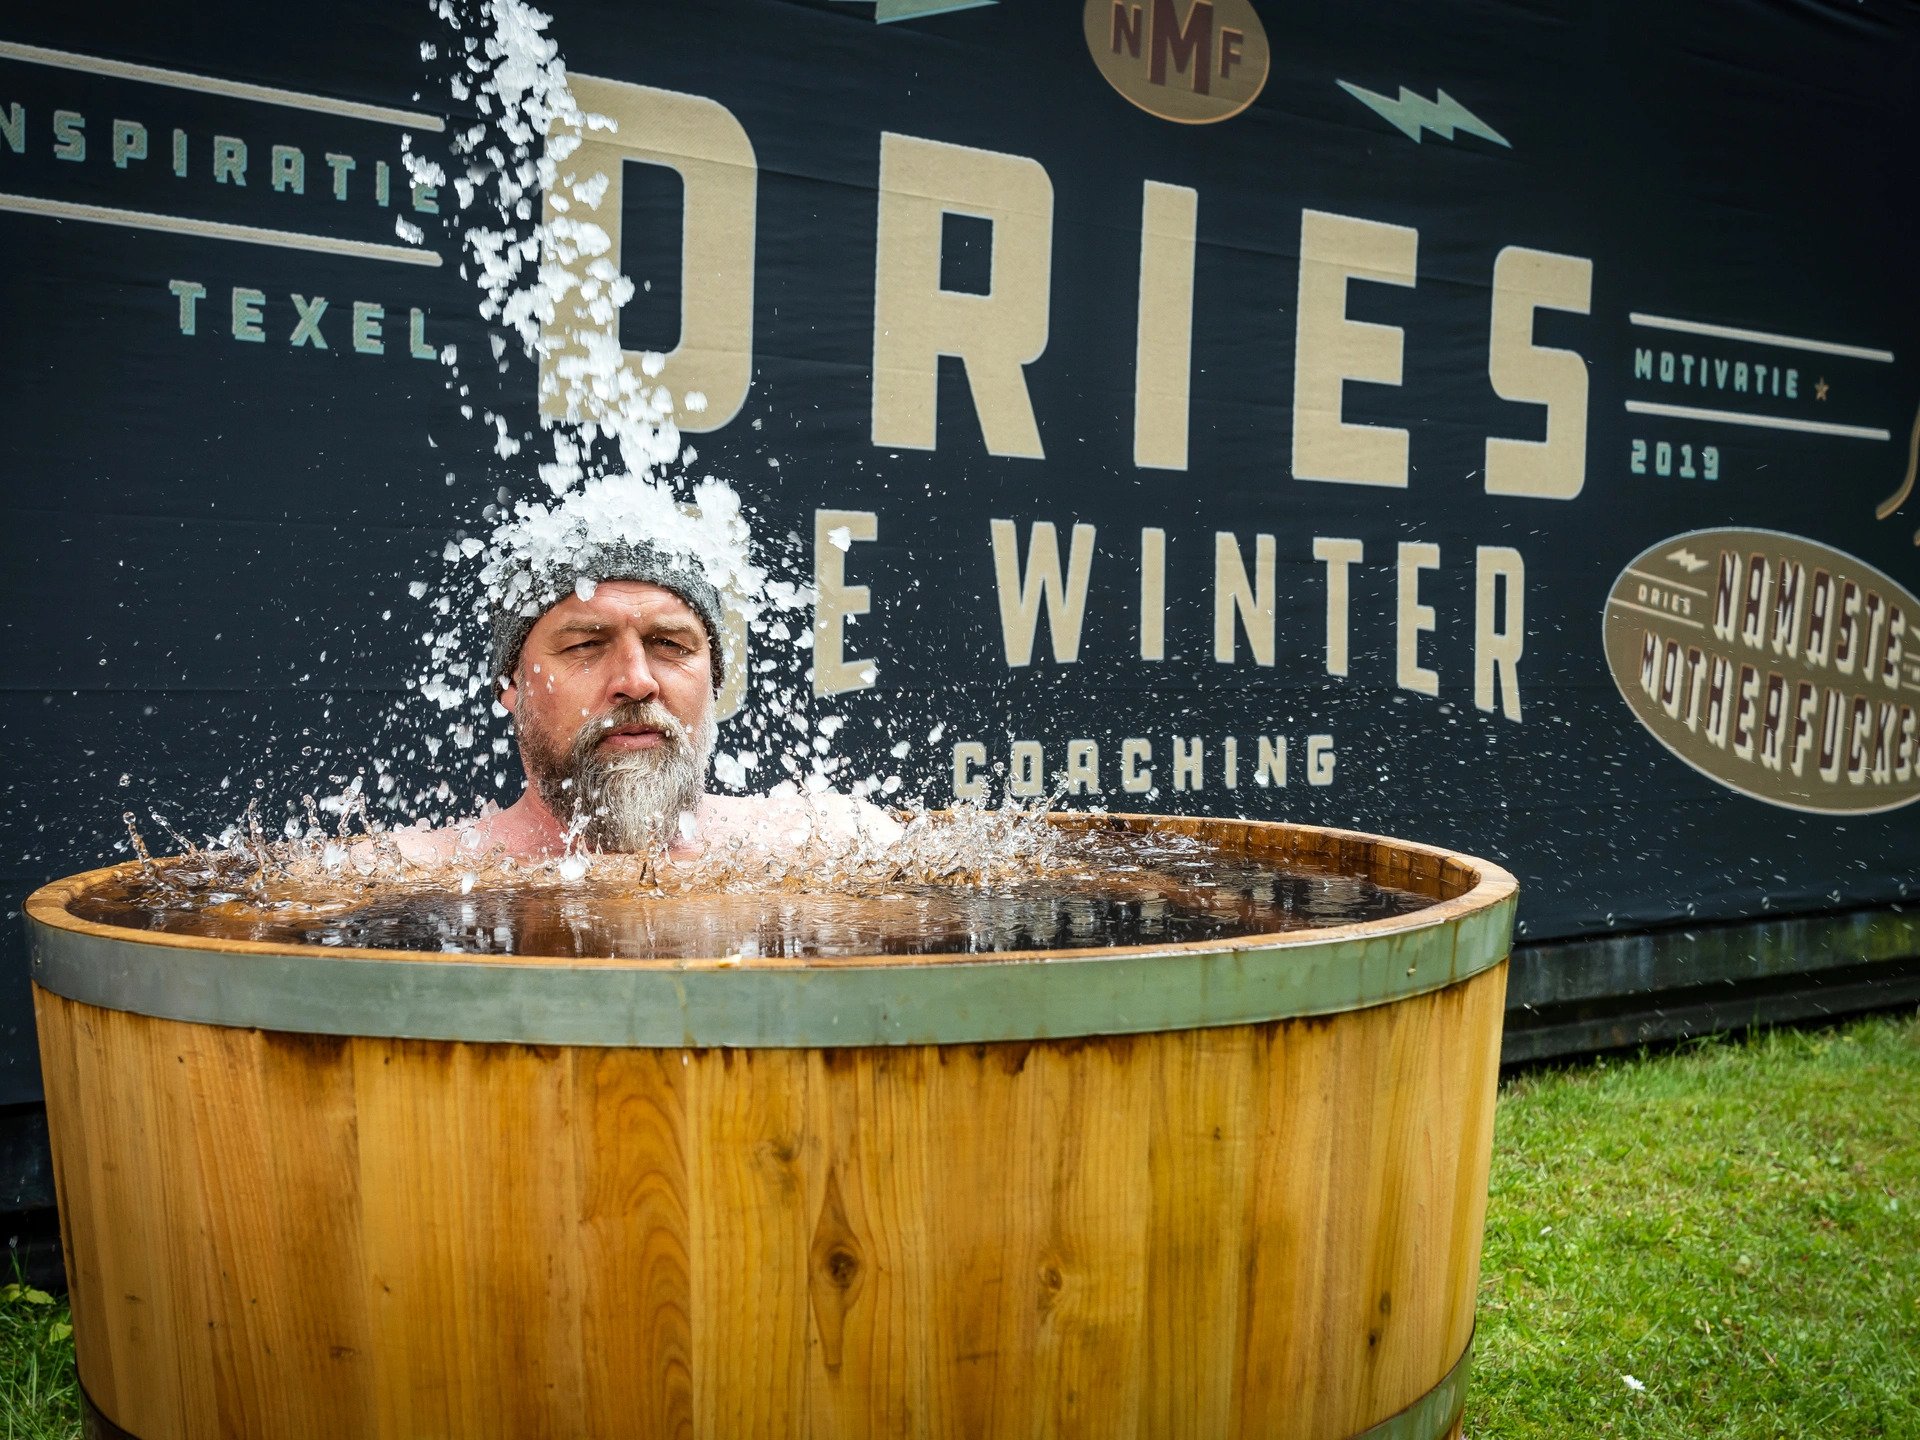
[548,618,706,641]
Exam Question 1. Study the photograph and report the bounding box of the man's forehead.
[531,581,707,636]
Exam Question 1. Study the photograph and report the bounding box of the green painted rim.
[27,819,1516,1048]
[1355,1331,1473,1440]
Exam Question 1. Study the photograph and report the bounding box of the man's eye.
[564,639,602,653]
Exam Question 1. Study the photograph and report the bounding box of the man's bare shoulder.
[695,790,903,850]
[383,799,566,866]
[379,818,500,867]
[381,791,901,866]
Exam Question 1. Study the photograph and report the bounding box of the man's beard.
[517,697,715,851]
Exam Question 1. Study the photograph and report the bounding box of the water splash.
[113,791,1066,927]
[86,808,1434,960]
[106,2,929,873]
[388,0,842,831]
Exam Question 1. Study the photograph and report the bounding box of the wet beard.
[520,699,715,852]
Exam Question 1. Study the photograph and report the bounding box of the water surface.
[72,825,1438,961]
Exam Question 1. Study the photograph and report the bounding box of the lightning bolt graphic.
[830,0,995,21]
[1337,82,1511,148]
[1667,548,1709,574]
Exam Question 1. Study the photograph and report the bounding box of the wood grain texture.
[35,961,1505,1440]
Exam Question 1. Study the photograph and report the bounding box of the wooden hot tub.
[28,815,1516,1440]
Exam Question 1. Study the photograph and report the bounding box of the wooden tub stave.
[30,816,1515,1440]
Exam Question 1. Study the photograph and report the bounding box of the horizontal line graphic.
[1624,400,1890,442]
[0,39,445,132]
[1608,597,1705,630]
[1624,567,1708,598]
[1628,312,1893,363]
[0,191,442,266]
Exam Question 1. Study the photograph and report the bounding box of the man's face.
[501,580,717,850]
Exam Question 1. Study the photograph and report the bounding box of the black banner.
[2,0,1917,1103]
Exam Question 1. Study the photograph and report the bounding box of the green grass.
[1474,1008,1920,1438]
[2,1009,1914,1438]
[0,1275,76,1440]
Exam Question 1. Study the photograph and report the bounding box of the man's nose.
[605,633,660,704]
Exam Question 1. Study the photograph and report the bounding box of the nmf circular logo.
[1083,0,1270,124]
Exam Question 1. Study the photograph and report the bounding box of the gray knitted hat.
[487,538,726,692]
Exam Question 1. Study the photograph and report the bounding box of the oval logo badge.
[1603,529,1920,814]
[1083,0,1270,125]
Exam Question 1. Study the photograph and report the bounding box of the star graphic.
[1815,377,1830,401]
